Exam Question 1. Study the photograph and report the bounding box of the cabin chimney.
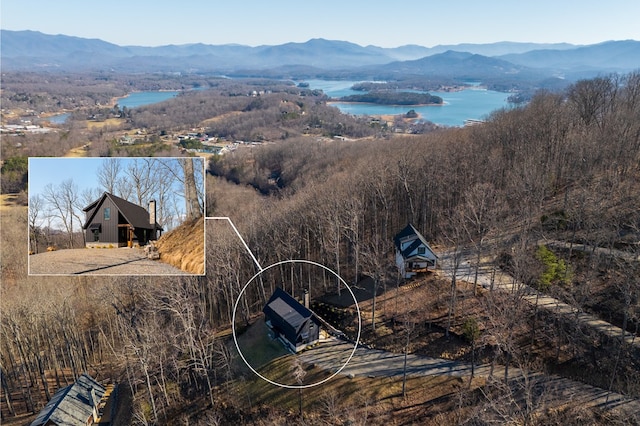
[149,200,156,226]
[304,289,310,309]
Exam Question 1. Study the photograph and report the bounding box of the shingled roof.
[30,373,105,426]
[264,287,314,332]
[83,192,162,230]
[394,223,437,259]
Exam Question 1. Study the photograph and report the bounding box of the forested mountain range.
[499,40,640,73]
[2,30,638,78]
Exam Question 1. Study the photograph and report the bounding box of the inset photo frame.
[28,157,206,276]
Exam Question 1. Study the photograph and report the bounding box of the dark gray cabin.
[263,288,320,353]
[82,192,162,248]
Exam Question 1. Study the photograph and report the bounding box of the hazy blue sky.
[29,157,102,200]
[2,0,639,47]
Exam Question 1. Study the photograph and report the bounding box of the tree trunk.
[402,328,410,397]
[141,359,158,423]
[446,274,457,338]
[473,241,482,296]
[299,388,303,421]
[469,340,475,388]
[371,279,377,334]
[0,366,15,417]
[182,159,201,220]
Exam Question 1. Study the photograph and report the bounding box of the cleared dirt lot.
[28,247,190,275]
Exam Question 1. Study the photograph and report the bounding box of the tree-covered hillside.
[339,90,443,105]
[1,72,639,425]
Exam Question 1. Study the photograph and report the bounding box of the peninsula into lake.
[338,90,443,106]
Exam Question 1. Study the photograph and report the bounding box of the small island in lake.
[338,90,443,106]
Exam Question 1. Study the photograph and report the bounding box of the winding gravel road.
[299,338,640,417]
[436,246,640,348]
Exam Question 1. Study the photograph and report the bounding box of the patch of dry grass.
[63,143,91,157]
[200,111,244,126]
[154,216,205,274]
[233,355,483,425]
[235,320,289,375]
[0,193,26,211]
[86,118,124,129]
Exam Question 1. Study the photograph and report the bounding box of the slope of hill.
[255,38,393,67]
[0,29,128,58]
[154,216,205,274]
[372,50,540,80]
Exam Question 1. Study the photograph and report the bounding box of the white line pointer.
[206,217,263,271]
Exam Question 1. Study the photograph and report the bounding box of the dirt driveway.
[29,247,190,275]
[298,338,640,417]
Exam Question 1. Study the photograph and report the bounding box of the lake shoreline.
[328,100,445,108]
[111,90,181,109]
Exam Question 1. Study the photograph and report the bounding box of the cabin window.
[104,207,110,220]
[418,247,426,255]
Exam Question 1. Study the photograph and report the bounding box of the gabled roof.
[263,288,314,331]
[83,192,162,230]
[394,223,438,259]
[30,373,105,426]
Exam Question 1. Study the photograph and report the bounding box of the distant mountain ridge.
[0,30,127,58]
[378,51,527,76]
[375,41,578,61]
[500,40,640,72]
[1,30,638,76]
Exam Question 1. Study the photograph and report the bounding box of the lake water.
[43,82,508,128]
[117,91,180,109]
[43,91,180,124]
[305,79,510,127]
[46,112,71,124]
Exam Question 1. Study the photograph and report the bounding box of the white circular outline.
[232,259,362,389]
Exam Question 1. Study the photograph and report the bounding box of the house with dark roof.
[394,223,438,279]
[82,192,162,248]
[30,373,114,426]
[263,288,321,353]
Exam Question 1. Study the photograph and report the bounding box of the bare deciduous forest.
[1,72,639,425]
